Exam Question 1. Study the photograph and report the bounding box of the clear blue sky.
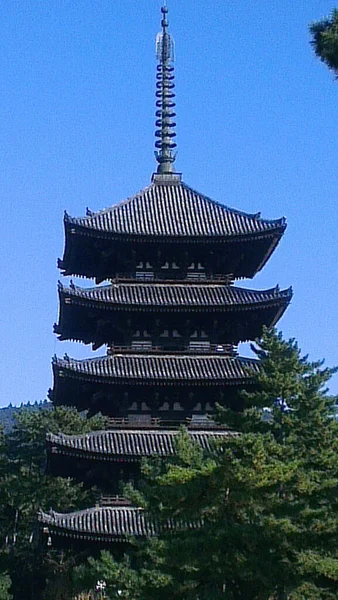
[1,1,337,407]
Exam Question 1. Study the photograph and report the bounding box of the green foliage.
[76,330,338,600]
[0,404,106,600]
[310,9,338,75]
[74,542,173,600]
[0,573,12,600]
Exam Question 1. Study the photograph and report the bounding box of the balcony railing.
[111,272,234,284]
[107,343,238,356]
[105,416,223,430]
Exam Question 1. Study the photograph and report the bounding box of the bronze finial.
[154,4,177,174]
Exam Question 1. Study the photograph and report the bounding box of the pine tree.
[75,329,338,600]
[0,405,106,600]
[310,9,338,76]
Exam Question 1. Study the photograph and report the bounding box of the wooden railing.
[107,344,238,356]
[111,272,234,284]
[105,416,220,430]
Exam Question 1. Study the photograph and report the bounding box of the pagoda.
[39,5,291,547]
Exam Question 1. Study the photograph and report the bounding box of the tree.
[310,9,338,76]
[75,330,338,599]
[0,573,12,600]
[0,404,106,600]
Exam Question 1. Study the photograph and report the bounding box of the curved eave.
[46,428,236,463]
[38,506,156,542]
[58,219,286,279]
[62,177,286,240]
[52,354,259,388]
[54,283,292,344]
[56,282,292,312]
[60,219,286,253]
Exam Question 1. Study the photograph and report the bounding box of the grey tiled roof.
[46,428,236,460]
[53,354,259,384]
[39,506,156,540]
[65,178,286,239]
[59,281,292,311]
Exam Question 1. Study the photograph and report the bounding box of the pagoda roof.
[58,281,292,312]
[39,505,156,542]
[46,428,236,462]
[64,175,286,241]
[52,353,259,385]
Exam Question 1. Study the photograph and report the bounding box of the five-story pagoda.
[40,5,291,548]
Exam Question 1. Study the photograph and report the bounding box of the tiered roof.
[63,177,285,239]
[59,177,286,280]
[52,353,259,386]
[39,502,200,543]
[55,281,292,346]
[39,506,156,542]
[46,428,236,462]
[57,281,292,311]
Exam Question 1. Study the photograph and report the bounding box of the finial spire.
[154,4,177,174]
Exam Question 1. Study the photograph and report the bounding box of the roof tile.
[39,506,156,539]
[59,281,292,310]
[47,428,236,459]
[66,179,285,239]
[53,353,259,383]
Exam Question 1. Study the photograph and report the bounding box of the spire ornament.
[154,5,177,174]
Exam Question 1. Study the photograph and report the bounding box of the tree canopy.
[75,330,338,600]
[2,331,337,599]
[0,405,106,600]
[310,9,338,75]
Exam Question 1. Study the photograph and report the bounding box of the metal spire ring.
[154,5,177,174]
